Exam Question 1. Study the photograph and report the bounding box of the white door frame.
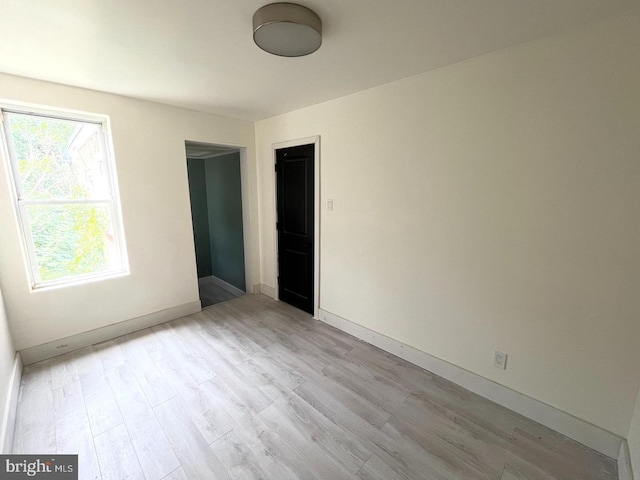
[185,141,256,295]
[272,136,320,319]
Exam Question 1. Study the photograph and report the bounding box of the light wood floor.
[199,281,243,308]
[12,294,617,480]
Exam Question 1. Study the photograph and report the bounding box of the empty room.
[0,1,639,479]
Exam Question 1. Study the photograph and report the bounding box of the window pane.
[25,203,121,282]
[6,113,110,200]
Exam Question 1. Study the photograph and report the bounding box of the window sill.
[30,269,130,292]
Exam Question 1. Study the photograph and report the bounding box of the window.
[0,104,128,289]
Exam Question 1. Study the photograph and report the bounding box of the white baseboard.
[618,440,635,480]
[20,301,201,365]
[199,275,245,297]
[1,352,22,453]
[318,308,623,459]
[253,283,276,298]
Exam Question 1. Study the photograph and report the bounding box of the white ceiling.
[0,0,637,121]
[185,141,238,159]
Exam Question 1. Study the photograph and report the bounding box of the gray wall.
[187,153,246,291]
[205,152,246,291]
[186,159,212,278]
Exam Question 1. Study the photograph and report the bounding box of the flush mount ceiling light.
[253,3,322,57]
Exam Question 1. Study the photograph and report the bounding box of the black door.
[276,144,314,314]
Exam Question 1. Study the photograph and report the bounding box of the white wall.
[629,389,640,477]
[0,286,16,446]
[0,74,259,351]
[255,12,640,437]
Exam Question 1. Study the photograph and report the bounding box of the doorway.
[185,141,246,308]
[275,143,316,314]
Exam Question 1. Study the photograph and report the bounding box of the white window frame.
[0,102,129,290]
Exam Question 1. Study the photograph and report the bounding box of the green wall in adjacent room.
[186,159,212,278]
[205,152,246,291]
[187,152,246,291]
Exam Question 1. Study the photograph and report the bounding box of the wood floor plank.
[185,318,255,376]
[251,309,310,339]
[242,351,307,391]
[375,421,453,480]
[209,430,274,480]
[50,352,80,389]
[118,330,176,407]
[291,329,353,360]
[322,360,410,414]
[335,354,414,400]
[260,392,372,474]
[73,346,103,376]
[74,348,124,437]
[357,454,408,480]
[402,391,585,480]
[161,467,189,480]
[391,385,514,477]
[222,415,303,480]
[165,319,219,381]
[209,309,275,348]
[500,462,556,480]
[82,377,123,437]
[501,464,530,480]
[205,376,254,421]
[11,294,618,480]
[313,375,491,479]
[277,333,338,370]
[94,424,144,480]
[107,364,180,479]
[294,380,451,480]
[154,351,235,444]
[52,379,101,480]
[254,423,349,480]
[387,411,499,479]
[516,420,614,467]
[404,379,531,439]
[269,342,392,429]
[305,320,363,352]
[214,368,274,415]
[154,398,232,480]
[345,343,434,392]
[197,310,268,356]
[233,358,294,405]
[94,340,126,372]
[199,282,240,307]
[509,427,617,480]
[184,334,274,415]
[152,321,215,384]
[149,345,202,389]
[293,379,387,445]
[12,363,56,454]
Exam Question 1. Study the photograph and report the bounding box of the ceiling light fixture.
[253,3,322,57]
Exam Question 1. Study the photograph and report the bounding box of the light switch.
[327,199,334,211]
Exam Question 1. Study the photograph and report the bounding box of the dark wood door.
[276,144,314,314]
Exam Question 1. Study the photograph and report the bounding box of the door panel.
[282,158,308,235]
[281,248,309,300]
[276,144,314,314]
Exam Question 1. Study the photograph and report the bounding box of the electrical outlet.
[494,351,507,369]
